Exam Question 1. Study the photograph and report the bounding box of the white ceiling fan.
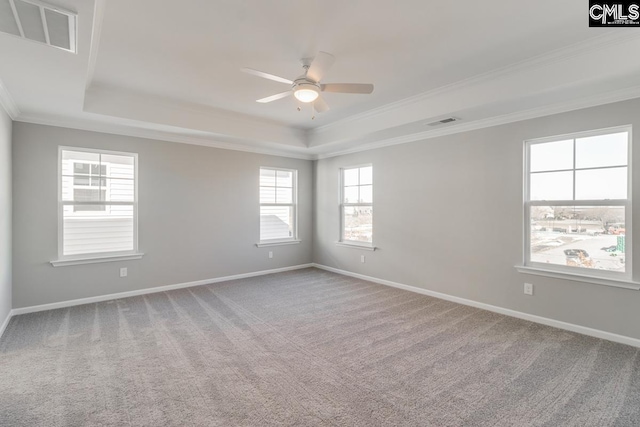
[241,52,374,114]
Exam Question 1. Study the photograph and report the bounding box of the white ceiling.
[1,0,640,159]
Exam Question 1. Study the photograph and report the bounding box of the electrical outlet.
[524,283,533,296]
[361,255,366,263]
[269,251,273,259]
[120,267,127,278]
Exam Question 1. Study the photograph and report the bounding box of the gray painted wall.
[12,123,313,308]
[0,109,11,326]
[314,98,640,340]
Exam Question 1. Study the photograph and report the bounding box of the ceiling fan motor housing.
[292,78,321,103]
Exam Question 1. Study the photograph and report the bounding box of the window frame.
[258,166,298,245]
[340,164,374,248]
[523,125,633,283]
[56,146,140,263]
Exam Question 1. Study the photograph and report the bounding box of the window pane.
[88,177,105,188]
[260,206,293,241]
[103,155,135,179]
[61,149,137,257]
[101,153,134,166]
[576,132,627,169]
[73,188,105,203]
[529,205,625,273]
[260,187,275,204]
[276,170,293,188]
[105,178,135,202]
[102,153,132,163]
[530,140,573,172]
[61,176,74,201]
[343,206,373,243]
[360,166,372,185]
[344,168,359,186]
[344,186,359,203]
[74,163,90,174]
[360,185,373,203]
[63,205,134,256]
[575,167,627,200]
[73,176,90,186]
[260,169,276,187]
[530,171,573,201]
[63,150,99,165]
[276,187,293,204]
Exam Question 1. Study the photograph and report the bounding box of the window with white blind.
[524,127,631,282]
[259,168,297,243]
[57,147,139,262]
[340,165,373,246]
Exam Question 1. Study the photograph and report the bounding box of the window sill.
[255,240,301,248]
[335,242,377,251]
[51,253,145,267]
[515,265,640,290]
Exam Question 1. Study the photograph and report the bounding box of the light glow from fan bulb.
[294,87,319,103]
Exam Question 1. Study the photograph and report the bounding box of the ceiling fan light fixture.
[293,84,320,103]
[242,52,374,117]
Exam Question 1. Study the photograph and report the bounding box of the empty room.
[1,0,640,425]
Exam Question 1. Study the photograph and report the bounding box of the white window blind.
[59,147,138,258]
[341,165,373,245]
[259,168,297,242]
[525,127,631,279]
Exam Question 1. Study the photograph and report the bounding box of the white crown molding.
[9,31,640,161]
[15,82,640,162]
[312,32,640,137]
[314,85,640,159]
[15,112,314,160]
[0,77,20,119]
[313,264,640,348]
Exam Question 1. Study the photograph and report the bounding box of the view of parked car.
[564,249,594,268]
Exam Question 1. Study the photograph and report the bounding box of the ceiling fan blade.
[314,96,330,113]
[306,51,335,82]
[241,68,293,85]
[321,83,374,94]
[256,91,292,103]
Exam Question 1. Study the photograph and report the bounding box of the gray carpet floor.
[1,268,639,426]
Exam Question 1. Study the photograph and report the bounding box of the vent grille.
[0,0,76,53]
[426,117,459,126]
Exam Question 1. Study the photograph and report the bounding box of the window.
[341,165,373,245]
[524,127,631,279]
[259,168,297,242]
[73,162,107,211]
[59,147,138,259]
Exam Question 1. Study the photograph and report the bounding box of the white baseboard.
[313,263,640,349]
[9,262,640,349]
[11,264,314,316]
[0,309,13,340]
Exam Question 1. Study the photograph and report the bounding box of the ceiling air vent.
[426,117,459,126]
[0,0,76,53]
